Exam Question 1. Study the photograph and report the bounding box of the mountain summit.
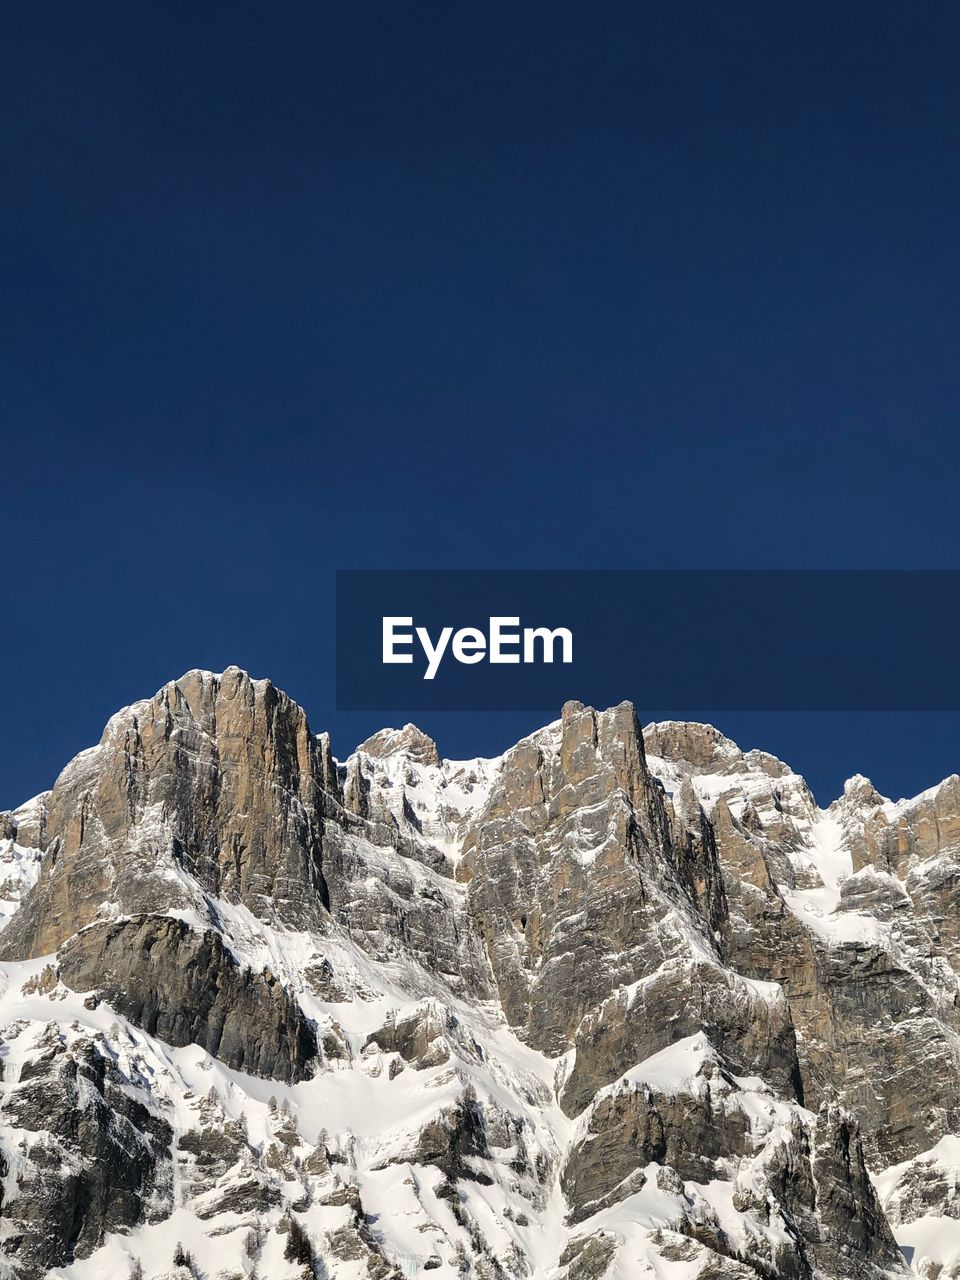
[0,669,957,1278]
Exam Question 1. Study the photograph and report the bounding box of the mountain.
[0,667,957,1279]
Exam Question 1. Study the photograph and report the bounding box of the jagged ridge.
[0,668,956,1278]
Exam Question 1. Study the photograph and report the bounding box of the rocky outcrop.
[0,667,333,959]
[57,915,318,1081]
[404,1088,493,1186]
[559,1028,904,1278]
[321,818,493,994]
[560,959,802,1117]
[562,1058,753,1224]
[647,723,960,1168]
[461,701,718,1058]
[364,1001,455,1069]
[0,1024,173,1277]
[810,1104,905,1276]
[882,1138,960,1227]
[359,723,442,768]
[178,1089,282,1221]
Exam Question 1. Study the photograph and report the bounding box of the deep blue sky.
[3,2,960,810]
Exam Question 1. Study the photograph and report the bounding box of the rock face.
[0,671,956,1278]
[0,667,333,960]
[560,957,802,1118]
[460,702,723,1055]
[646,725,960,1168]
[0,1022,173,1275]
[57,916,318,1082]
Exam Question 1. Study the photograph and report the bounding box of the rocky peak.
[358,722,441,767]
[643,719,743,772]
[0,666,333,959]
[460,699,727,1059]
[841,773,887,806]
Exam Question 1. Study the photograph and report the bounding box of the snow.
[339,740,502,865]
[872,1134,960,1274]
[0,794,46,934]
[0,838,41,933]
[892,1216,960,1276]
[581,1032,811,1151]
[617,1035,713,1095]
[646,750,886,949]
[779,812,888,945]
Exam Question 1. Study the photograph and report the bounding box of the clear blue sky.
[3,2,960,809]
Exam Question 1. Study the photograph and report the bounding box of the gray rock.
[0,1026,172,1279]
[58,915,318,1082]
[0,667,333,959]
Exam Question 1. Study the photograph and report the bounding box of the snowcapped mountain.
[0,668,958,1279]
